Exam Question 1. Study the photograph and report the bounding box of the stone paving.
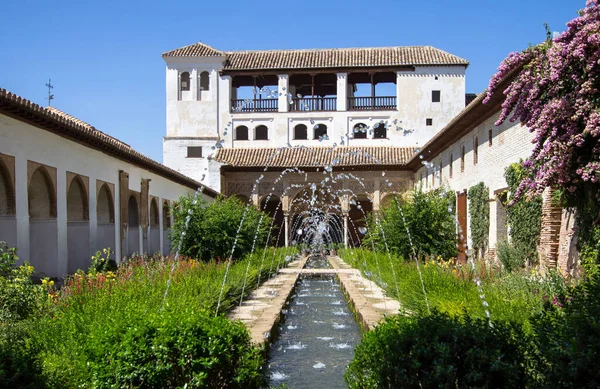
[227,254,400,345]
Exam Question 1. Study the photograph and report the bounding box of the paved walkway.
[228,255,400,345]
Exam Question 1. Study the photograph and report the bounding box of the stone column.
[56,167,68,276]
[14,154,30,262]
[343,213,348,248]
[336,73,348,111]
[284,212,290,247]
[396,71,403,111]
[278,74,289,112]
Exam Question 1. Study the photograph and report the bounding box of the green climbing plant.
[504,162,542,267]
[467,182,490,259]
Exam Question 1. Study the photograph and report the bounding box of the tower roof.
[163,43,469,70]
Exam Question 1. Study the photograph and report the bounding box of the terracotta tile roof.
[0,88,218,197]
[163,43,469,70]
[214,146,416,168]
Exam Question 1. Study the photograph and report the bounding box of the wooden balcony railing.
[348,96,397,111]
[290,97,337,112]
[231,98,278,113]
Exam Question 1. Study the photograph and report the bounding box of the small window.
[461,145,465,172]
[438,160,443,186]
[199,71,209,91]
[235,125,249,141]
[255,125,268,140]
[294,124,307,140]
[473,136,479,165]
[353,123,367,139]
[488,129,493,146]
[373,123,386,139]
[426,118,433,126]
[432,90,441,102]
[187,146,202,158]
[180,72,190,91]
[449,153,453,178]
[314,124,327,139]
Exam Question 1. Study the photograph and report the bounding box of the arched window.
[199,71,209,91]
[461,145,465,173]
[67,177,88,221]
[180,71,190,91]
[488,129,493,146]
[255,125,268,140]
[373,122,387,139]
[150,199,159,228]
[29,167,56,219]
[438,160,443,186]
[473,136,479,165]
[162,201,171,229]
[449,152,453,178]
[314,124,327,139]
[97,184,114,223]
[353,123,367,139]
[0,160,14,216]
[294,124,307,140]
[235,125,249,141]
[128,195,139,227]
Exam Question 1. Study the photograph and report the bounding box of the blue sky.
[0,0,581,162]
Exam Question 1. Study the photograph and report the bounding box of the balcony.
[348,96,396,111]
[231,98,278,113]
[290,97,337,112]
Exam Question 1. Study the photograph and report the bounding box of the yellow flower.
[49,280,54,287]
[42,279,47,285]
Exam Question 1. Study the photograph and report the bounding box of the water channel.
[267,256,362,388]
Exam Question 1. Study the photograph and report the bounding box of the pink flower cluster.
[485,0,600,201]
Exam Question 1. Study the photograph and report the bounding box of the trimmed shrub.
[346,311,533,389]
[364,188,457,260]
[170,195,272,262]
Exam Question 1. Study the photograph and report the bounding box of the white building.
[162,42,471,191]
[0,88,218,280]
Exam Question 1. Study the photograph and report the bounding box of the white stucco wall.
[163,57,467,189]
[0,113,213,279]
[415,111,534,251]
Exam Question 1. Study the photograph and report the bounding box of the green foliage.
[497,239,527,272]
[0,322,45,389]
[468,182,490,258]
[579,226,600,279]
[346,311,533,389]
[340,248,566,327]
[0,242,46,323]
[532,277,600,388]
[170,195,272,262]
[364,188,457,260]
[505,162,543,266]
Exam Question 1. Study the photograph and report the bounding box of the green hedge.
[346,312,531,388]
[468,182,490,259]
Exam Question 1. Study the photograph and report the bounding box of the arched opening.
[150,199,159,228]
[128,195,139,227]
[0,159,14,216]
[29,167,56,219]
[97,184,114,223]
[294,124,307,140]
[449,152,454,178]
[127,195,140,256]
[352,123,367,139]
[461,145,466,172]
[473,136,479,165]
[373,122,387,139]
[235,125,249,141]
[67,176,90,273]
[96,183,115,256]
[28,166,58,278]
[314,124,327,140]
[290,186,342,247]
[255,125,268,140]
[260,195,284,247]
[199,71,210,91]
[149,198,160,254]
[180,71,190,91]
[162,201,171,229]
[348,194,372,247]
[67,177,88,221]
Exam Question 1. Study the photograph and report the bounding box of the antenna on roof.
[45,78,54,106]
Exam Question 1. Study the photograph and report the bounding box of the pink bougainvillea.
[486,0,600,209]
